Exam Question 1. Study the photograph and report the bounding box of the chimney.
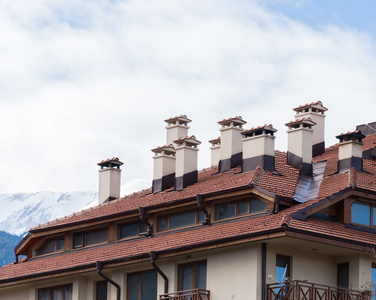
[286,118,316,175]
[293,101,328,156]
[174,136,201,190]
[336,130,365,173]
[208,137,221,166]
[152,145,176,193]
[218,116,247,173]
[241,124,277,172]
[165,115,191,146]
[98,157,123,205]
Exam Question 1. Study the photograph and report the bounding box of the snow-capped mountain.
[0,191,98,236]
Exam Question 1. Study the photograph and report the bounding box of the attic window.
[215,198,267,221]
[157,210,205,232]
[351,200,376,227]
[37,237,65,256]
[118,221,148,239]
[72,227,108,249]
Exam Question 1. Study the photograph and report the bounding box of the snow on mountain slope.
[0,191,98,236]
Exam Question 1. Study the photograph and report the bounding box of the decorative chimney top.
[151,144,176,155]
[97,157,123,169]
[285,117,316,130]
[218,116,247,128]
[242,124,277,138]
[336,130,365,143]
[174,135,201,147]
[293,101,328,114]
[164,115,192,126]
[209,136,221,146]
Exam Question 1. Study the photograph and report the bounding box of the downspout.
[150,251,168,294]
[262,243,267,300]
[139,207,152,237]
[197,194,210,225]
[96,261,120,300]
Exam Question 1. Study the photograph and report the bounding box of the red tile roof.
[2,133,376,285]
[218,116,247,125]
[293,101,328,111]
[285,117,316,127]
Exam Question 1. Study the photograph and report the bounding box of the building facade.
[1,102,376,300]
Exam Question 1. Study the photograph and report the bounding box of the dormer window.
[36,237,65,256]
[72,227,108,249]
[118,221,148,239]
[215,198,267,221]
[351,200,376,227]
[157,210,205,232]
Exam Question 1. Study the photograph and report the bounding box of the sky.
[0,0,375,195]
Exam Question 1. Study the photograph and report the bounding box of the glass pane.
[57,239,65,251]
[198,211,205,223]
[195,263,207,290]
[52,288,63,300]
[179,265,193,291]
[351,201,371,226]
[372,265,376,300]
[73,232,84,248]
[250,199,267,213]
[38,289,50,300]
[338,263,349,288]
[86,228,108,246]
[373,206,376,226]
[276,255,290,283]
[119,223,139,239]
[38,240,55,255]
[64,285,72,300]
[238,201,248,215]
[170,211,196,229]
[216,203,236,220]
[97,282,107,300]
[158,217,168,231]
[141,271,157,300]
[128,274,140,300]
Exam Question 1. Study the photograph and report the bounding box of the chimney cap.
[218,116,247,126]
[151,144,176,154]
[174,135,201,145]
[285,117,316,127]
[97,157,123,168]
[293,101,328,112]
[242,124,277,137]
[336,130,365,143]
[164,115,192,125]
[208,136,221,144]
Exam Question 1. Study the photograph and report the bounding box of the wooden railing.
[267,280,372,300]
[159,288,210,300]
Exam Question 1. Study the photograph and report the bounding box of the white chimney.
[98,157,123,204]
[286,118,316,175]
[151,145,176,193]
[241,124,277,172]
[293,101,327,156]
[165,115,191,146]
[336,130,365,173]
[218,116,247,173]
[174,135,201,190]
[208,137,221,166]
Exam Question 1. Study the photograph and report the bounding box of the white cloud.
[0,0,375,193]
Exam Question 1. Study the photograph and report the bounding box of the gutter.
[96,261,121,300]
[150,251,168,294]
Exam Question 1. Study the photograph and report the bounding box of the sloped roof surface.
[1,133,376,284]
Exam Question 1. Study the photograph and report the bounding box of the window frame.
[177,260,207,292]
[35,236,65,256]
[96,281,108,300]
[214,196,268,221]
[72,227,109,249]
[38,283,73,300]
[127,269,158,300]
[117,221,148,240]
[156,209,205,232]
[351,200,376,228]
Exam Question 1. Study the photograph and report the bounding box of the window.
[37,237,65,256]
[118,221,148,239]
[178,261,207,291]
[215,198,267,220]
[276,255,290,283]
[127,270,157,300]
[337,263,349,289]
[351,200,376,227]
[96,281,107,300]
[38,284,72,300]
[157,210,205,232]
[72,228,108,249]
[372,263,376,300]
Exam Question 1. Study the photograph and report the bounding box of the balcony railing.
[160,288,210,300]
[267,280,372,300]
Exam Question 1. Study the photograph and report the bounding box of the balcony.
[267,280,372,300]
[160,288,210,300]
